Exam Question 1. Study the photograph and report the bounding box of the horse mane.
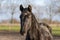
[31,13,39,29]
[31,13,38,24]
[31,13,52,32]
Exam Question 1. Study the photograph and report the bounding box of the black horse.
[19,5,53,40]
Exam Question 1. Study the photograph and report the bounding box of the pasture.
[0,24,60,40]
[0,24,60,36]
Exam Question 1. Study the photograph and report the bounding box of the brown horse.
[19,5,53,40]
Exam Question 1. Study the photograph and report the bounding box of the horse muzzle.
[20,30,25,35]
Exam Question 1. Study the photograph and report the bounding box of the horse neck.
[31,13,39,29]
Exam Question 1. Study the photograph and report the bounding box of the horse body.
[19,5,53,40]
[26,13,53,40]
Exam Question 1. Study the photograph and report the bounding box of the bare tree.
[0,0,4,13]
[46,1,57,24]
[10,4,17,23]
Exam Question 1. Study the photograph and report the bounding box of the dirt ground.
[0,32,59,40]
[0,33,20,40]
[53,36,60,40]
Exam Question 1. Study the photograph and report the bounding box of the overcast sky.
[0,0,60,22]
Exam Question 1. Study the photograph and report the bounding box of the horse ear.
[20,5,23,12]
[28,5,32,12]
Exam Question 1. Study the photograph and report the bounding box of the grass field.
[0,24,60,36]
[0,24,20,32]
[52,26,60,36]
